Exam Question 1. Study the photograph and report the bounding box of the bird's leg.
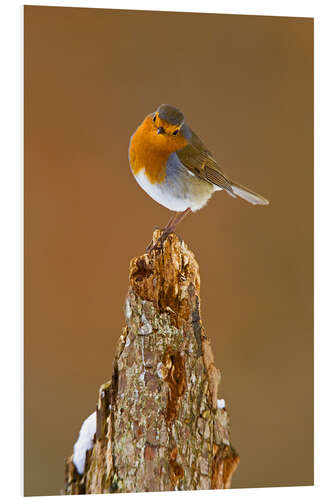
[167,207,192,232]
[147,208,192,252]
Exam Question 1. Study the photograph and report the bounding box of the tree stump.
[64,230,239,494]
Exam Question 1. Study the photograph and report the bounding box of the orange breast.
[129,116,188,184]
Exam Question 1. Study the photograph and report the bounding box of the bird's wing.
[176,128,235,195]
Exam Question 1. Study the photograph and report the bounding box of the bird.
[129,104,269,251]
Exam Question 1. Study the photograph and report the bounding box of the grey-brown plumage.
[157,104,269,206]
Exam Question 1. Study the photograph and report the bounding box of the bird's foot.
[145,226,165,252]
[146,228,173,253]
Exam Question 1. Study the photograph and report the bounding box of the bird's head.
[139,104,187,153]
[152,104,185,136]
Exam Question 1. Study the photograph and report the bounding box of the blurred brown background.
[24,6,313,496]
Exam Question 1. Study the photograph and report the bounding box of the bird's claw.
[146,229,172,253]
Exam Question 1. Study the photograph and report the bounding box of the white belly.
[133,169,191,212]
[130,148,215,212]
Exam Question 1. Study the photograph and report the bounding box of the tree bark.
[64,230,239,494]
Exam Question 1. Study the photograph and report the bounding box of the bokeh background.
[24,6,313,496]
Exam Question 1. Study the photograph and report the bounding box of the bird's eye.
[173,129,179,136]
[152,115,156,122]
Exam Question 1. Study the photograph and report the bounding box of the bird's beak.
[157,127,165,135]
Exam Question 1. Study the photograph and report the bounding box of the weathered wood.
[64,230,239,494]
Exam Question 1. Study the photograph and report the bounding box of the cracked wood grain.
[64,230,239,494]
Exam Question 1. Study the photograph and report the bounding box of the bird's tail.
[230,180,269,206]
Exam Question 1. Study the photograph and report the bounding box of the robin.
[129,104,269,251]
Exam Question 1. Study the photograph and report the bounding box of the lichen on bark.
[64,230,239,494]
